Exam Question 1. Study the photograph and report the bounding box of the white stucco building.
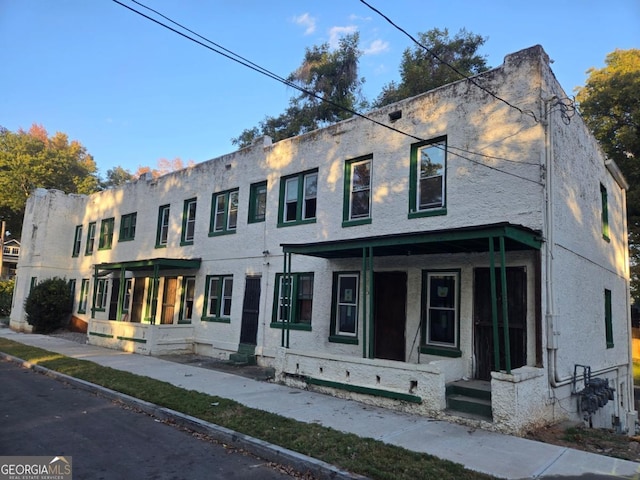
[10,45,635,435]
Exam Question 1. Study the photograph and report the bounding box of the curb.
[0,352,369,480]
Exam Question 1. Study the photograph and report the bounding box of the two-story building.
[10,45,635,435]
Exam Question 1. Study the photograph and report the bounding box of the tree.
[102,165,134,188]
[24,277,72,333]
[232,33,366,148]
[0,124,100,238]
[374,28,489,108]
[575,49,640,299]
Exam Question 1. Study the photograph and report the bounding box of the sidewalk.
[1,327,639,480]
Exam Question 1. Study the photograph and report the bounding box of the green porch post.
[149,264,160,324]
[91,265,98,319]
[499,236,512,374]
[488,237,501,373]
[361,247,367,358]
[368,246,374,359]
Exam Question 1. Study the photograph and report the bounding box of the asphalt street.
[0,359,302,480]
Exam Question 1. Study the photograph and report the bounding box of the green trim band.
[201,317,231,324]
[270,322,312,331]
[328,335,359,345]
[420,345,462,358]
[88,331,114,338]
[306,376,422,404]
[116,336,147,343]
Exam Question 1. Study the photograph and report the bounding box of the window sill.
[270,322,312,331]
[180,240,194,246]
[248,218,265,224]
[342,218,372,228]
[202,317,231,324]
[97,247,112,251]
[419,345,461,357]
[154,244,167,249]
[408,208,447,219]
[119,238,135,243]
[208,230,236,237]
[328,335,358,345]
[277,218,316,228]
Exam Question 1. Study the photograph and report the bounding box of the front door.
[473,267,527,380]
[240,276,261,345]
[108,278,120,320]
[130,278,146,323]
[373,271,407,361]
[161,277,177,324]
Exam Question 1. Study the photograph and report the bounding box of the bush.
[0,279,14,317]
[24,277,72,333]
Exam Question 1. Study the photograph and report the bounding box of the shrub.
[0,279,14,317]
[24,277,72,333]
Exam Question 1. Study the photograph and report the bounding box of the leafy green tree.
[102,165,134,188]
[0,124,100,238]
[374,28,489,108]
[0,279,14,318]
[24,277,72,333]
[576,49,640,300]
[233,33,365,148]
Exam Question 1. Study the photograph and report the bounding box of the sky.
[1,1,639,178]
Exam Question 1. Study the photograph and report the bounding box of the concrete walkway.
[1,328,639,480]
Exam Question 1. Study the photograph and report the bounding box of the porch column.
[91,265,98,319]
[116,267,126,321]
[361,246,373,359]
[499,236,512,374]
[488,238,501,372]
[367,246,374,359]
[149,264,160,325]
[281,252,292,348]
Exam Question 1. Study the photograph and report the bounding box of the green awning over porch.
[281,222,542,258]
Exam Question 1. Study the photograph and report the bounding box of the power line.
[358,0,539,123]
[111,0,542,185]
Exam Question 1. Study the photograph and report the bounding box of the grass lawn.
[0,337,493,480]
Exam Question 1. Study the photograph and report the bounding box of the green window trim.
[421,269,460,352]
[248,181,267,224]
[601,183,610,242]
[72,225,83,257]
[78,279,90,314]
[342,155,372,226]
[98,217,115,250]
[605,288,614,348]
[329,271,360,342]
[277,169,318,227]
[93,278,108,312]
[156,204,170,248]
[181,198,197,246]
[271,272,314,328]
[209,189,239,236]
[85,222,96,255]
[202,274,234,322]
[408,136,447,219]
[178,276,196,324]
[119,212,137,242]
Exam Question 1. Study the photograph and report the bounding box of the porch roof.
[281,223,542,259]
[95,257,202,273]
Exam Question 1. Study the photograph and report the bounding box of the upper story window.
[98,218,114,250]
[210,189,239,236]
[409,137,447,218]
[85,222,96,255]
[278,170,317,227]
[156,205,170,248]
[600,183,610,241]
[248,181,267,224]
[181,198,197,245]
[343,156,372,227]
[72,225,83,257]
[119,212,137,242]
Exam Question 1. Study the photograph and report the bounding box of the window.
[271,273,313,329]
[248,181,267,223]
[203,275,233,322]
[72,225,83,257]
[343,156,372,226]
[123,278,133,313]
[29,277,38,292]
[85,222,96,255]
[421,271,460,356]
[278,170,317,226]
[119,212,137,242]
[210,189,239,235]
[78,279,90,314]
[601,184,610,241]
[179,276,196,323]
[409,137,447,218]
[156,205,170,248]
[181,199,197,245]
[605,289,614,348]
[98,218,115,250]
[68,279,76,311]
[94,279,108,311]
[330,273,359,343]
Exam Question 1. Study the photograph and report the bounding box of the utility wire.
[358,0,539,123]
[112,0,542,184]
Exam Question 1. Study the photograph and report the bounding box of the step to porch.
[228,343,257,366]
[445,379,492,420]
